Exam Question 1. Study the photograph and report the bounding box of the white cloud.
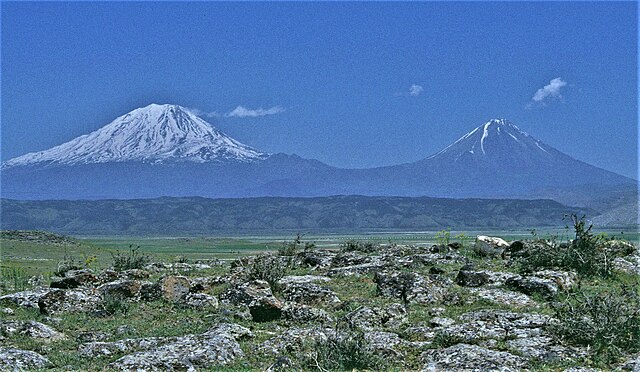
[531,77,567,103]
[226,105,285,118]
[185,107,220,118]
[409,84,424,96]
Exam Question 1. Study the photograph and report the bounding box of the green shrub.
[111,245,150,271]
[306,330,385,371]
[102,292,130,316]
[0,266,30,292]
[515,215,632,278]
[550,283,640,364]
[340,240,377,253]
[248,254,288,289]
[278,234,316,256]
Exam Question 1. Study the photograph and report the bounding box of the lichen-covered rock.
[282,303,333,323]
[0,288,55,309]
[257,327,333,355]
[219,280,283,322]
[184,292,218,309]
[505,270,575,298]
[277,275,331,286]
[374,271,452,305]
[0,320,66,341]
[422,343,527,371]
[281,282,341,307]
[50,269,98,289]
[98,280,142,298]
[80,336,171,357]
[344,303,407,331]
[468,288,536,308]
[160,276,191,302]
[327,262,386,277]
[0,347,51,370]
[299,250,335,269]
[77,331,111,343]
[120,269,150,280]
[506,336,583,362]
[109,333,243,370]
[364,331,406,359]
[455,269,518,288]
[38,288,101,314]
[474,235,510,258]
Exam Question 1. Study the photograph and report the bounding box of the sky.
[1,2,637,179]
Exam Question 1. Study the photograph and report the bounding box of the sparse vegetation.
[111,245,151,271]
[278,233,316,256]
[102,292,131,316]
[248,254,288,288]
[0,266,30,293]
[550,282,640,364]
[340,239,377,253]
[306,328,386,371]
[514,214,631,278]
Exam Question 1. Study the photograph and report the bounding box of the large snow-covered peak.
[2,103,268,168]
[426,118,559,164]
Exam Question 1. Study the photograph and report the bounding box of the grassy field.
[2,227,638,279]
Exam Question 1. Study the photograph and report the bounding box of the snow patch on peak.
[2,103,268,168]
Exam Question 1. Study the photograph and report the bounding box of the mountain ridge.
[1,104,636,226]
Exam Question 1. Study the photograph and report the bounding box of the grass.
[0,228,638,370]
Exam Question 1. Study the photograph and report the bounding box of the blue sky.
[2,2,637,178]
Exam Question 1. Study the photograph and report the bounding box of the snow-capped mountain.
[1,111,635,225]
[426,118,560,164]
[2,104,266,168]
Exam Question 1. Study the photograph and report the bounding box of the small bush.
[514,215,632,278]
[248,254,288,289]
[550,283,640,364]
[306,330,385,371]
[102,292,130,316]
[340,240,377,253]
[0,266,30,292]
[111,245,150,272]
[278,234,316,256]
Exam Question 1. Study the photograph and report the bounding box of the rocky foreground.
[1,233,639,371]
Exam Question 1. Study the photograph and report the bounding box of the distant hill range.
[0,196,594,235]
[1,104,637,227]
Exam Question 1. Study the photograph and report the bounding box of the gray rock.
[619,353,640,371]
[282,303,333,323]
[430,317,455,328]
[184,292,218,309]
[455,270,518,288]
[277,275,331,286]
[327,262,386,277]
[0,347,51,370]
[506,336,581,362]
[1,307,14,315]
[220,280,283,322]
[160,276,191,302]
[77,331,111,343]
[80,336,170,357]
[505,270,575,298]
[473,236,510,258]
[98,280,142,298]
[0,320,65,341]
[0,288,55,309]
[422,343,527,371]
[50,269,98,289]
[344,303,407,331]
[38,287,101,314]
[375,271,452,305]
[107,324,247,370]
[468,288,536,308]
[257,327,333,355]
[281,282,341,307]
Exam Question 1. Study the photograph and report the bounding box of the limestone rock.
[0,347,51,370]
[422,343,527,371]
[160,276,191,302]
[474,236,510,258]
[220,280,283,322]
[0,320,66,341]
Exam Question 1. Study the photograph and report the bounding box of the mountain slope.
[1,109,636,226]
[0,196,592,235]
[2,104,266,168]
